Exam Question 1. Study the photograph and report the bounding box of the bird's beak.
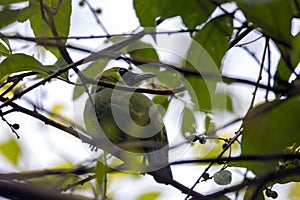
[122,71,156,86]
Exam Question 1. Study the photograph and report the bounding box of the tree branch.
[0,181,85,200]
[202,167,300,200]
[0,166,92,181]
[171,154,300,166]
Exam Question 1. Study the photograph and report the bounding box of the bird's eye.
[118,68,128,77]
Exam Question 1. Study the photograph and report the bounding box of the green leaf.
[193,14,233,68]
[236,0,295,48]
[186,76,212,111]
[158,70,182,89]
[134,0,216,29]
[127,40,159,61]
[158,0,216,29]
[274,58,292,91]
[213,169,232,185]
[181,107,197,137]
[0,138,21,165]
[152,95,170,116]
[0,53,45,82]
[72,84,85,100]
[289,182,300,200]
[0,33,11,53]
[138,192,160,200]
[72,59,108,100]
[95,160,108,192]
[205,114,212,131]
[46,57,68,70]
[214,92,233,112]
[29,0,72,58]
[17,4,39,22]
[184,29,223,112]
[0,8,20,29]
[0,42,10,56]
[274,33,300,91]
[134,0,158,27]
[243,185,265,200]
[44,58,68,79]
[241,95,300,176]
[152,95,169,109]
[140,66,182,89]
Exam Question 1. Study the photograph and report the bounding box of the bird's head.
[98,67,156,86]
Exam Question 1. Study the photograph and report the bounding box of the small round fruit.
[12,123,20,130]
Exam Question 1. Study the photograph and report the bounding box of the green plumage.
[84,67,173,184]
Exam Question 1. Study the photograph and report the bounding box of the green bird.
[84,67,173,184]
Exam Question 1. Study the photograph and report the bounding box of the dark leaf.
[0,8,20,29]
[0,53,45,82]
[133,0,158,27]
[29,0,72,58]
[236,0,295,49]
[181,107,197,137]
[241,95,300,176]
[127,40,159,61]
[158,0,216,29]
[17,4,39,22]
[193,14,233,68]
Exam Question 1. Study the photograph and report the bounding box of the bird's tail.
[150,165,173,184]
[145,147,173,184]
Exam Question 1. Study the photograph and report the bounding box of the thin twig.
[0,110,20,138]
[249,37,269,110]
[82,0,109,35]
[59,175,96,192]
[229,26,254,48]
[185,127,244,199]
[0,166,92,180]
[123,56,288,93]
[235,35,263,47]
[266,40,272,101]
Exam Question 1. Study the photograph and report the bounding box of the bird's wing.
[127,93,171,174]
[84,89,172,180]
